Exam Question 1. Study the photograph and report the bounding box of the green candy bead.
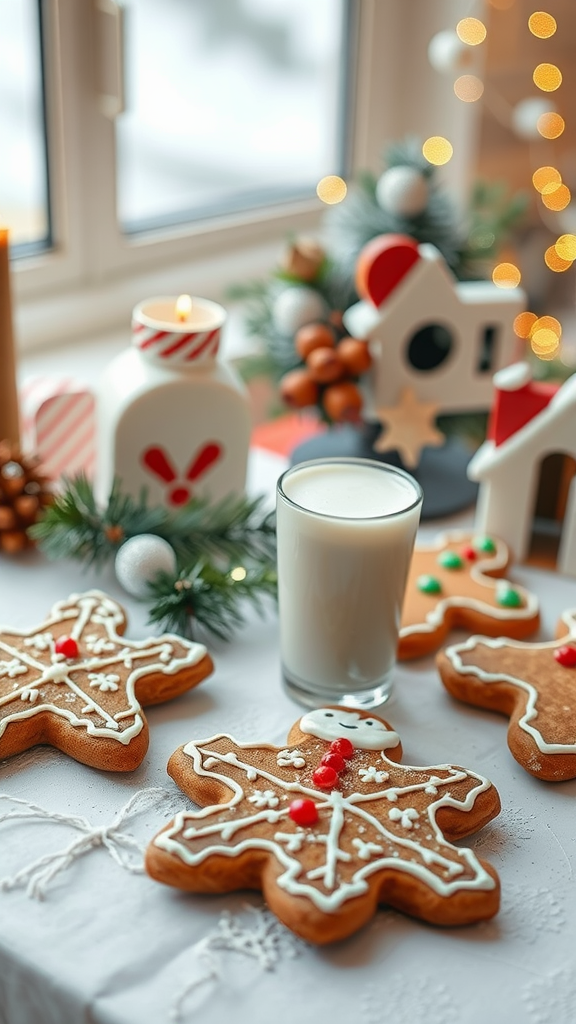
[496,586,523,608]
[438,551,464,570]
[473,536,496,554]
[417,574,442,595]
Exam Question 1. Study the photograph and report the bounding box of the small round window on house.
[406,324,454,371]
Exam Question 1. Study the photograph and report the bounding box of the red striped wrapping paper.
[20,377,96,484]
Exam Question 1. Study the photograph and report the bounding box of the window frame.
[14,0,475,352]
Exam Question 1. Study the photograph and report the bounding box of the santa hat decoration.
[488,362,560,447]
[355,235,421,309]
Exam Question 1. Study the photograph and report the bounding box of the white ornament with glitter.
[96,296,251,508]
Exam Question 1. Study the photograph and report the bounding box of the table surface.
[1,448,575,1024]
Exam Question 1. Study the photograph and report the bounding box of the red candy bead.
[288,799,318,826]
[462,545,477,562]
[54,636,79,659]
[312,765,339,789]
[330,737,354,759]
[554,645,576,668]
[321,751,346,773]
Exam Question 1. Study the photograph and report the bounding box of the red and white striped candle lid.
[131,296,226,366]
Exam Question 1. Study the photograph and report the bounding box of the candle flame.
[175,294,192,322]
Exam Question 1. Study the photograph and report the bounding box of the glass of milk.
[276,458,423,709]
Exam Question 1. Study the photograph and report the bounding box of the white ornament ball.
[375,166,429,217]
[271,285,328,337]
[428,30,472,73]
[512,97,555,140]
[115,534,177,599]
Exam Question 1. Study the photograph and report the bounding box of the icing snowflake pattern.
[359,765,389,784]
[88,673,120,692]
[0,591,208,750]
[0,660,27,679]
[154,732,497,913]
[277,749,306,768]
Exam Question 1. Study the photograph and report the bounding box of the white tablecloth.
[1,449,575,1024]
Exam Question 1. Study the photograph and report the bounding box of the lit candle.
[175,294,193,322]
[0,229,20,444]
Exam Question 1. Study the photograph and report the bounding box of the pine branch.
[29,475,276,571]
[146,561,278,641]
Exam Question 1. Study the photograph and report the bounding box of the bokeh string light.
[456,18,487,45]
[536,111,565,139]
[422,136,453,165]
[532,62,562,91]
[541,184,571,211]
[514,313,562,360]
[453,75,484,102]
[544,245,573,273]
[555,235,576,261]
[316,176,347,205]
[528,11,557,38]
[492,262,522,288]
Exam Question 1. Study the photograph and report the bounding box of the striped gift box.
[20,377,96,484]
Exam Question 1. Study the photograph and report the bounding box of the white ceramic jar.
[96,296,251,508]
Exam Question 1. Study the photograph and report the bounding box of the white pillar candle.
[276,458,422,708]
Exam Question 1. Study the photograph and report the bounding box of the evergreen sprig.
[146,561,278,641]
[29,475,278,642]
[29,474,276,570]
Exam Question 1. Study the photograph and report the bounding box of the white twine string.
[172,907,302,1022]
[0,787,177,900]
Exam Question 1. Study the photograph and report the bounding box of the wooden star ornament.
[146,707,500,943]
[372,387,445,468]
[0,590,213,771]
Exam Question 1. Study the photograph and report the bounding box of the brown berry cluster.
[279,323,372,423]
[0,442,53,553]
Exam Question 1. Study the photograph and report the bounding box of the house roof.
[469,371,576,480]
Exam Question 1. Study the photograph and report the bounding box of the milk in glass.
[276,459,422,708]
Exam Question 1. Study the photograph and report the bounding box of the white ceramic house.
[468,363,576,576]
[343,237,524,415]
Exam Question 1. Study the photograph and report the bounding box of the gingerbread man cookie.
[146,707,500,943]
[0,590,213,771]
[437,609,576,782]
[399,531,539,660]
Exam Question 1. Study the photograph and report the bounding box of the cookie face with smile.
[299,707,400,750]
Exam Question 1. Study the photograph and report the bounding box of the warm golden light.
[175,294,192,322]
[422,136,453,165]
[531,165,562,193]
[532,315,562,338]
[454,75,484,102]
[541,184,571,211]
[544,246,573,272]
[230,566,247,582]
[513,312,538,339]
[533,63,562,91]
[537,111,565,139]
[492,262,521,288]
[489,0,515,7]
[316,175,347,204]
[528,11,557,37]
[555,234,576,261]
[531,328,560,357]
[456,18,487,44]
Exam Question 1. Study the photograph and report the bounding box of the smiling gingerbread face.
[290,707,402,753]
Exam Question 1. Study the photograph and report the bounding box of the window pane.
[0,0,50,254]
[116,0,349,234]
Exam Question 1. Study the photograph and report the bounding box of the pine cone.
[0,441,53,553]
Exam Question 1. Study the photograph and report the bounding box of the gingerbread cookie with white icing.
[0,590,213,771]
[145,707,500,943]
[437,609,576,782]
[399,531,539,660]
